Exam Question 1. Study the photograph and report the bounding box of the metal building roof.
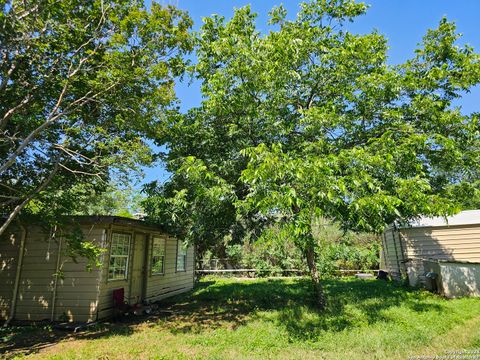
[402,210,480,228]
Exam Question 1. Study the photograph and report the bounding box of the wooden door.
[129,233,147,304]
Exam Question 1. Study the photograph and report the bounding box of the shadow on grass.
[275,278,445,340]
[160,277,445,339]
[0,277,446,357]
[0,321,136,358]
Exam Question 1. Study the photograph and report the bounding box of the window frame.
[176,239,187,272]
[150,236,166,276]
[107,232,132,281]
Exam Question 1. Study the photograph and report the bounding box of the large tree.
[145,0,480,309]
[0,0,192,235]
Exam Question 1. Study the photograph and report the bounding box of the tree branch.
[58,163,103,177]
[0,93,33,131]
[0,162,59,237]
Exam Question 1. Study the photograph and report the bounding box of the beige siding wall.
[2,221,194,322]
[14,226,59,321]
[53,225,105,322]
[96,225,134,320]
[97,226,194,320]
[402,226,480,261]
[144,237,195,303]
[0,224,104,322]
[0,228,21,321]
[385,225,480,286]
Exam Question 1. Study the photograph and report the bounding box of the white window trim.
[176,239,187,272]
[107,232,131,281]
[151,236,166,276]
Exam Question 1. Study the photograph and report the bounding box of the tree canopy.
[0,0,192,235]
[69,181,145,218]
[144,0,480,308]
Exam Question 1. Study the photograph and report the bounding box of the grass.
[2,276,480,359]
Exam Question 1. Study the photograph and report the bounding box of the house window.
[108,233,131,280]
[176,240,187,272]
[151,237,166,275]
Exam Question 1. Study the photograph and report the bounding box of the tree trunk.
[305,243,326,310]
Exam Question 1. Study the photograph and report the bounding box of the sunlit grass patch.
[2,276,480,360]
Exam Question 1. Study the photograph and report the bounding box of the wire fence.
[196,260,379,277]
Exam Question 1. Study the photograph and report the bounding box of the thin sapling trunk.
[305,243,326,310]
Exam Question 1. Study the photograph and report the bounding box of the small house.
[0,216,195,323]
[381,210,480,297]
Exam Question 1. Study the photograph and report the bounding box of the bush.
[199,221,381,278]
[242,226,307,276]
[317,231,381,277]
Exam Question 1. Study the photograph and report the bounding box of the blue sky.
[141,0,480,186]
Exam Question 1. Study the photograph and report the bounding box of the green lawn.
[2,276,480,359]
